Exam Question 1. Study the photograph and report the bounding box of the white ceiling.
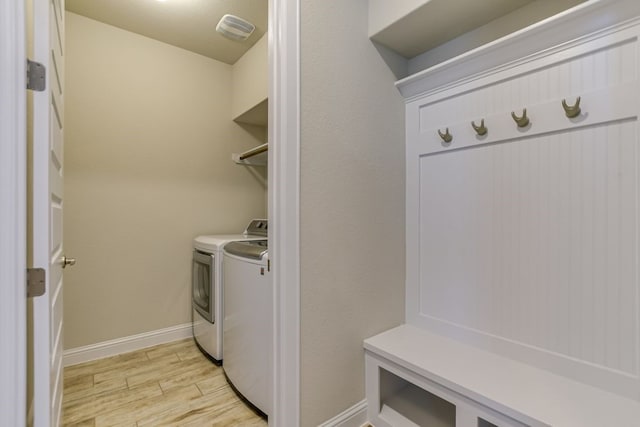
[65,0,268,65]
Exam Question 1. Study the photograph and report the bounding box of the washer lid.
[194,234,255,252]
[224,240,268,260]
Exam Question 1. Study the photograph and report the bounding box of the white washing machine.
[223,240,271,416]
[191,219,267,364]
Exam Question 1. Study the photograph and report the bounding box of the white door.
[32,0,66,425]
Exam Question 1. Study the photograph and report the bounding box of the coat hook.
[471,119,488,136]
[511,108,530,128]
[438,128,452,143]
[562,96,581,118]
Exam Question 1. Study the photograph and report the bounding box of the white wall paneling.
[406,16,640,401]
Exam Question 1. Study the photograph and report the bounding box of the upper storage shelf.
[393,0,637,98]
[232,33,268,126]
[369,0,535,58]
[369,0,588,79]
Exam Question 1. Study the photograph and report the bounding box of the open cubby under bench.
[364,325,640,427]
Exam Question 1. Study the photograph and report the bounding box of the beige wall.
[368,0,433,36]
[64,12,267,349]
[300,0,406,425]
[231,33,268,121]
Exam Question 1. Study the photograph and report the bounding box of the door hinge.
[27,59,46,91]
[27,268,46,298]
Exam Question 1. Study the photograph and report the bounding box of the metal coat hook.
[471,119,488,136]
[511,108,530,128]
[438,128,452,143]
[562,96,581,118]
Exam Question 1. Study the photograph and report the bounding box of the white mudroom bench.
[365,325,640,427]
[365,1,640,426]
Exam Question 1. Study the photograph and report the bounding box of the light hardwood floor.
[62,338,268,426]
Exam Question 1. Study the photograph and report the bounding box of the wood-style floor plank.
[94,384,203,427]
[136,387,242,426]
[63,383,163,426]
[62,338,267,426]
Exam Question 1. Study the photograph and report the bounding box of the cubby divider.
[379,368,456,427]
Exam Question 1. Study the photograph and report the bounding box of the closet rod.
[239,143,268,160]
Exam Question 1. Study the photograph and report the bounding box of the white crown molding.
[396,0,640,99]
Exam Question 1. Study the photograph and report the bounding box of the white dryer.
[192,219,267,363]
[223,240,271,416]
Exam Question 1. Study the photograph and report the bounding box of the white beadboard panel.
[405,16,640,401]
[417,120,639,393]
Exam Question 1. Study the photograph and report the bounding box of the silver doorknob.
[62,256,76,268]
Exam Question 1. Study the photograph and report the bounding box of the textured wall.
[300,0,406,424]
[64,12,267,348]
[368,0,430,36]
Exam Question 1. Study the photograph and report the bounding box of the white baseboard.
[63,323,193,367]
[318,399,369,427]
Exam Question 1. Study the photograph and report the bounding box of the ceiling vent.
[216,14,255,41]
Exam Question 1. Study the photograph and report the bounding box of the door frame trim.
[0,0,27,425]
[268,0,301,425]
